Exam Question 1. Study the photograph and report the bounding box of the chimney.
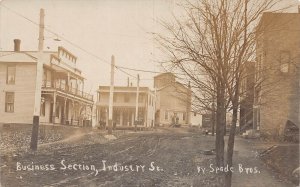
[14,39,21,52]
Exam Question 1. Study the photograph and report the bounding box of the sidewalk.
[231,137,296,187]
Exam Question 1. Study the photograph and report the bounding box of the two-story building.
[254,12,300,136]
[96,86,156,128]
[0,39,93,126]
[154,73,191,126]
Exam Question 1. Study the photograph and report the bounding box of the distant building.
[201,113,212,128]
[254,12,300,136]
[190,111,202,127]
[239,61,255,133]
[154,73,191,126]
[96,86,155,128]
[0,39,93,126]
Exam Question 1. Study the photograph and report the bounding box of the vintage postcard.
[0,0,299,186]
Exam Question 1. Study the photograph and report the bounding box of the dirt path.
[231,137,295,187]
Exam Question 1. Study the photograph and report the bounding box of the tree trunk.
[225,84,239,187]
[211,97,216,136]
[215,86,226,167]
[225,102,238,187]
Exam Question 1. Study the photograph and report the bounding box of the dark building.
[254,12,300,136]
[239,62,255,133]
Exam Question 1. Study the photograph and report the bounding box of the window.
[124,94,130,102]
[113,94,117,102]
[256,55,262,79]
[6,65,16,84]
[164,111,168,120]
[5,92,14,112]
[280,51,290,73]
[183,113,186,121]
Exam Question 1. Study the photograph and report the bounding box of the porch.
[40,89,93,127]
[96,107,147,128]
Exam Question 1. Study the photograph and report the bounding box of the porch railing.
[42,80,93,101]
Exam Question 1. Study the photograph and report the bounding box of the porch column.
[98,107,101,126]
[52,93,57,124]
[95,107,98,126]
[144,109,147,127]
[131,111,134,126]
[120,110,123,126]
[91,105,95,127]
[105,108,109,129]
[52,70,56,88]
[63,98,67,125]
[71,101,74,125]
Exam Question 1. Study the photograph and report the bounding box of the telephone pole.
[135,74,140,132]
[108,55,115,134]
[30,8,44,151]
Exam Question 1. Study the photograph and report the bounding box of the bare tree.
[156,0,285,186]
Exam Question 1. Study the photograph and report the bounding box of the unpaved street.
[0,128,294,187]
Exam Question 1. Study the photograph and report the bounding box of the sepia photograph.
[0,0,299,186]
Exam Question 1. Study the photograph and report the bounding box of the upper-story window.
[113,94,117,102]
[279,51,290,73]
[6,65,16,84]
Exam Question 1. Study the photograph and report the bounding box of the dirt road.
[0,127,294,187]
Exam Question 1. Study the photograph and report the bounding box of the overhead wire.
[0,3,206,80]
[0,3,138,78]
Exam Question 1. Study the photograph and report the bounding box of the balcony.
[42,80,93,101]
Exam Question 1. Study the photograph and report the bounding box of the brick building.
[239,61,255,133]
[254,12,300,136]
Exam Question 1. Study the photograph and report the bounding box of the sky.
[0,0,299,94]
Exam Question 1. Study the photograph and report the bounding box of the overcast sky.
[0,0,298,93]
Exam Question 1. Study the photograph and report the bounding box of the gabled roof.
[154,72,175,78]
[156,81,189,92]
[0,52,37,63]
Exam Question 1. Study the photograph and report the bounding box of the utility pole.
[108,55,115,134]
[153,88,157,128]
[135,74,140,132]
[30,8,44,151]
